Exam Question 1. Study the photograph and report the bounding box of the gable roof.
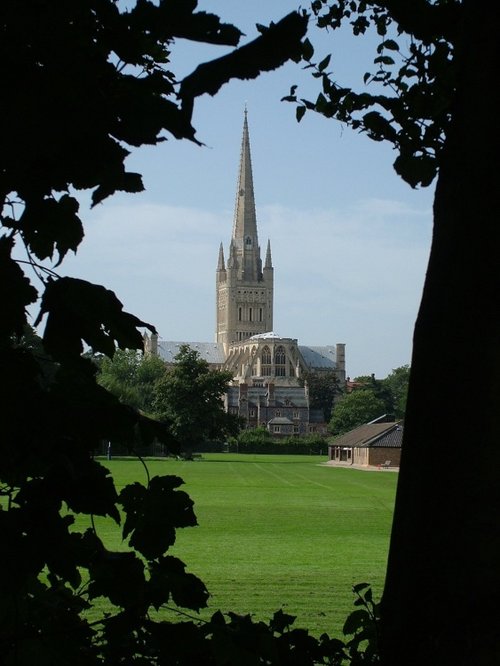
[330,421,403,449]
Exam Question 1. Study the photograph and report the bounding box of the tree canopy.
[302,369,342,422]
[97,348,166,415]
[329,389,386,435]
[153,345,240,456]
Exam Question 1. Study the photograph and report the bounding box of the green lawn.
[93,454,397,638]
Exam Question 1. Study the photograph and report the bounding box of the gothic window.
[293,411,299,419]
[275,345,286,377]
[275,410,281,417]
[238,307,242,321]
[259,308,263,322]
[245,236,252,246]
[249,307,252,322]
[261,345,272,376]
[249,408,256,417]
[275,346,286,364]
[293,425,299,434]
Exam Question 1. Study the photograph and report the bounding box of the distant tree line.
[329,366,410,436]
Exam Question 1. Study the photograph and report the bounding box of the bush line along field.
[90,454,397,638]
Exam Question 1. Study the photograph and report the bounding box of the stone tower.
[216,110,274,353]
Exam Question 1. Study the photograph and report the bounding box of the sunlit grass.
[88,454,397,638]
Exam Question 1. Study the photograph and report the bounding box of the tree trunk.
[380,3,500,664]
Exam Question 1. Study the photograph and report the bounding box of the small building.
[328,417,403,467]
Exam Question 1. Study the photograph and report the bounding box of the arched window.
[275,346,286,364]
[275,345,286,377]
[261,345,271,376]
[245,236,252,246]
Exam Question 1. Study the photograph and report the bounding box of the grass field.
[92,454,397,638]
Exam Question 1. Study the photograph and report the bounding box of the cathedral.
[145,111,346,435]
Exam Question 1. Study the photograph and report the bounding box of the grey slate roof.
[157,340,226,365]
[329,421,403,449]
[156,339,338,372]
[299,345,337,370]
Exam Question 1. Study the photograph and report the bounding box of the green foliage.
[153,345,240,456]
[382,365,410,418]
[236,425,274,447]
[233,428,328,454]
[330,390,386,435]
[286,0,459,187]
[352,374,393,415]
[349,367,410,419]
[98,348,166,415]
[302,369,342,421]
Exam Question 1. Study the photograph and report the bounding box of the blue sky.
[61,1,434,378]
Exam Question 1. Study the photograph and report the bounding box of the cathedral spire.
[216,111,273,347]
[217,242,225,271]
[231,109,259,279]
[265,239,273,269]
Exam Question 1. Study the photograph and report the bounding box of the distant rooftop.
[156,340,225,365]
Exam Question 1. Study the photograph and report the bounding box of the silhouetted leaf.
[88,550,146,608]
[0,238,38,340]
[19,195,84,264]
[148,556,209,611]
[36,277,155,361]
[394,152,437,187]
[120,475,197,560]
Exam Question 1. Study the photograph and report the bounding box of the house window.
[293,426,299,434]
[275,410,281,417]
[273,425,281,433]
[249,408,256,417]
[293,411,299,419]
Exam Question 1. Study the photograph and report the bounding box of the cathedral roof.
[249,331,282,340]
[156,340,225,365]
[299,345,338,369]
